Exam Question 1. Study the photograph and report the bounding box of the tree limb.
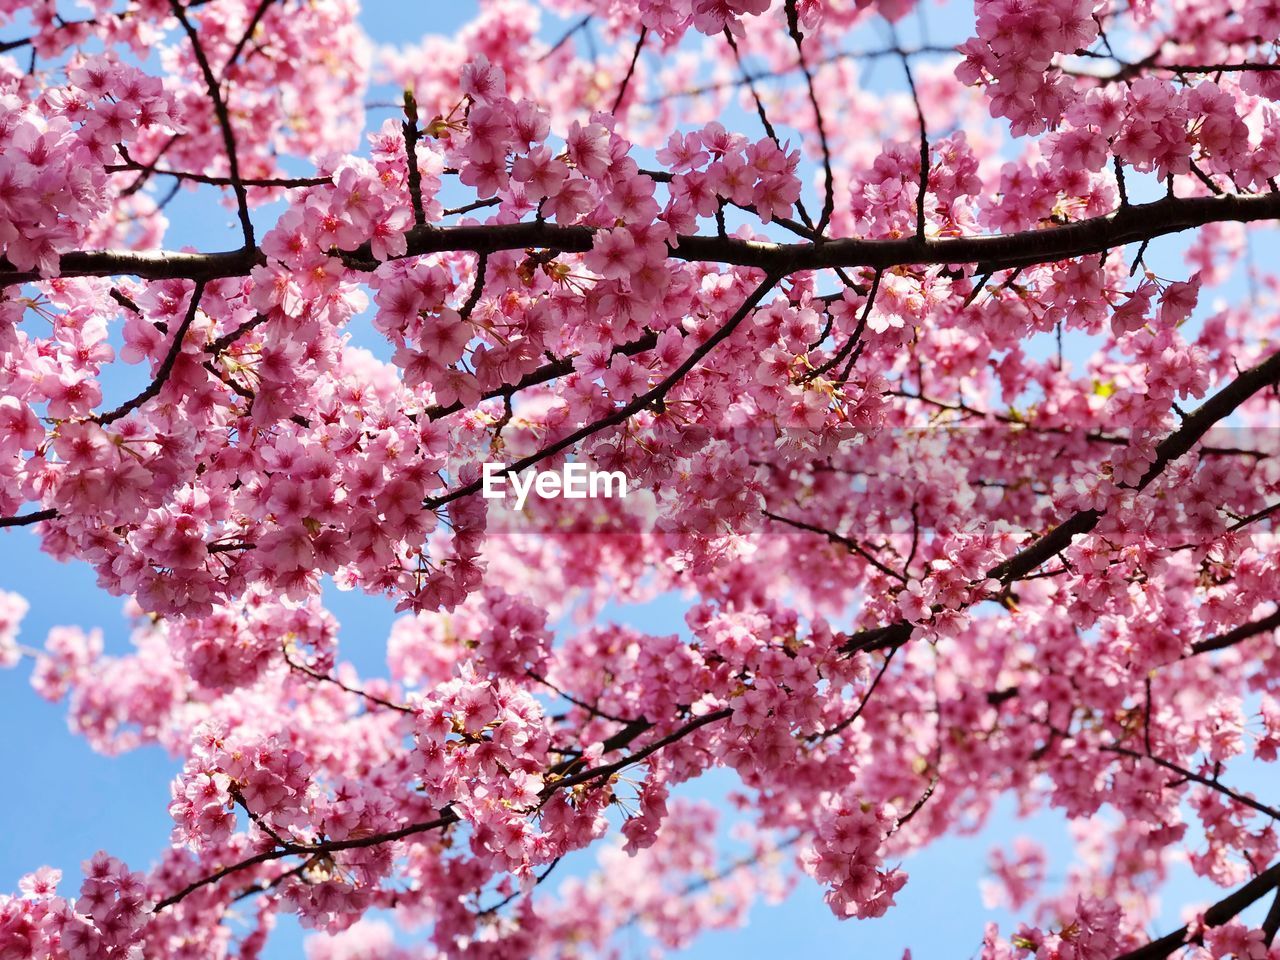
[8,190,1280,286]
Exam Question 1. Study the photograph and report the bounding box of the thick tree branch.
[8,191,1280,286]
[0,508,58,529]
[401,90,427,228]
[1190,607,1280,655]
[843,347,1280,655]
[1264,889,1280,946]
[1114,861,1280,960]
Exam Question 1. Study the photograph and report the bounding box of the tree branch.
[155,706,731,911]
[222,0,277,74]
[611,27,647,114]
[10,190,1280,286]
[1114,861,1280,960]
[0,0,217,53]
[151,810,458,911]
[784,0,834,233]
[843,347,1280,656]
[167,0,255,247]
[95,281,205,425]
[547,708,733,792]
[0,508,58,529]
[281,641,414,714]
[896,38,930,240]
[1190,607,1280,655]
[986,347,1280,586]
[108,154,328,190]
[643,44,957,105]
[422,271,781,511]
[1099,740,1280,821]
[401,90,427,228]
[762,509,906,582]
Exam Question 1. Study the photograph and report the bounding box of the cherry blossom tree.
[4,0,1280,956]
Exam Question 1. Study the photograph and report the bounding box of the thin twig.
[223,0,276,74]
[110,155,327,190]
[281,641,414,714]
[1098,739,1280,820]
[815,644,900,740]
[643,44,958,105]
[424,272,780,511]
[0,0,219,53]
[526,670,641,725]
[206,313,269,355]
[95,281,205,425]
[611,28,648,115]
[894,775,940,830]
[458,253,488,321]
[539,15,591,62]
[476,857,563,917]
[804,268,880,381]
[894,31,930,240]
[784,0,834,233]
[167,0,255,247]
[723,27,816,232]
[762,509,906,582]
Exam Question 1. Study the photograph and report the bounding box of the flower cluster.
[0,854,146,960]
[802,797,906,919]
[171,720,313,851]
[0,54,176,274]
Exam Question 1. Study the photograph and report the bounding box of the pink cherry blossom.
[2,1,1280,958]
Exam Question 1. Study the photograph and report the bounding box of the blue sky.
[0,0,1270,956]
